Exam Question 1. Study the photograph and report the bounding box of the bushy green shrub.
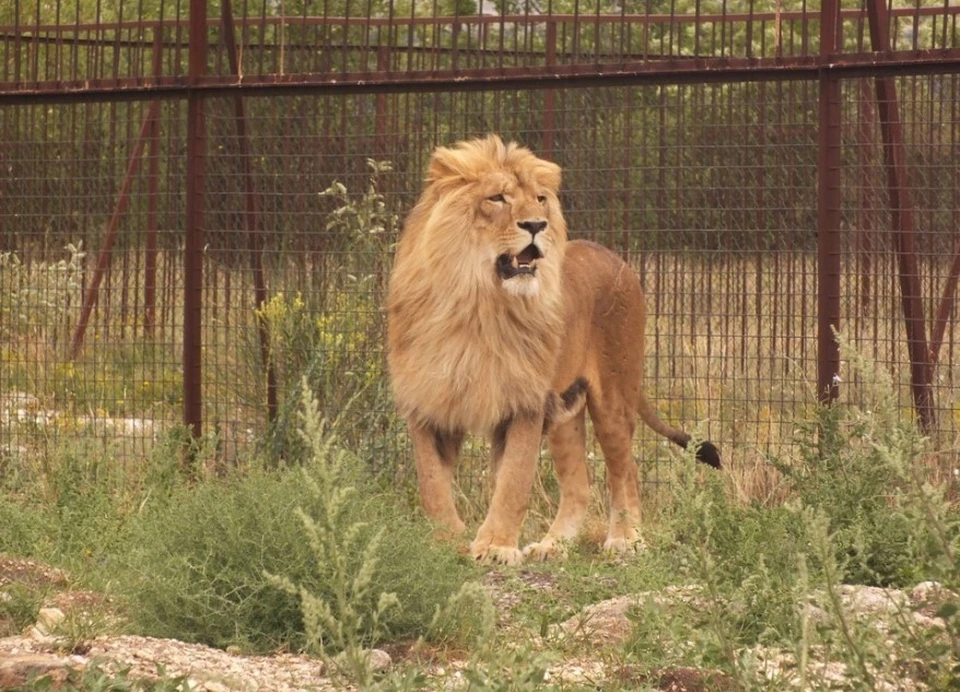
[770,334,957,588]
[120,400,478,655]
[772,405,917,587]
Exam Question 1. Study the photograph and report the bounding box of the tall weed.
[267,380,401,684]
[0,241,85,346]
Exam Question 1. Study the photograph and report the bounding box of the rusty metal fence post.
[542,21,557,159]
[817,0,842,404]
[865,0,936,432]
[184,0,207,444]
[144,30,163,340]
[221,0,279,429]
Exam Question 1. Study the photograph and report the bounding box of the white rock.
[367,648,392,673]
[332,647,392,676]
[910,580,953,606]
[558,586,704,645]
[35,607,67,635]
[27,626,62,647]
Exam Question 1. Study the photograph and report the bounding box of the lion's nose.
[518,220,547,237]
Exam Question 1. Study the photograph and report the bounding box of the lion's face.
[473,170,563,298]
[401,135,568,302]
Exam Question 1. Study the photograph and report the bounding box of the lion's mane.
[386,136,568,434]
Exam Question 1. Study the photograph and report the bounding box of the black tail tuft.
[695,440,722,469]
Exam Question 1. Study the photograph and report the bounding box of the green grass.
[1,379,958,689]
[0,580,46,638]
[0,396,483,668]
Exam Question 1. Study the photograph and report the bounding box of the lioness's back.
[560,239,645,329]
[552,239,646,403]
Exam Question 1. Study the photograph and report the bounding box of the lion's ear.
[426,146,462,184]
[539,161,562,194]
[427,135,507,184]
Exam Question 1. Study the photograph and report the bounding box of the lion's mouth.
[496,244,542,280]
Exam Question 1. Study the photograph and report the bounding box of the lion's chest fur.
[389,292,562,434]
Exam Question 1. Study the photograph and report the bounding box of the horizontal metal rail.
[3,50,959,104]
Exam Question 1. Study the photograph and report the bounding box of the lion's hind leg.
[523,408,590,561]
[590,402,643,556]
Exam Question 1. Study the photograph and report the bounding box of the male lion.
[387,135,720,565]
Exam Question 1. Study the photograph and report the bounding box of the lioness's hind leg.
[524,409,589,561]
[591,406,642,554]
[409,422,466,537]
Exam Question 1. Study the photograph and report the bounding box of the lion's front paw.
[523,537,569,562]
[470,539,524,565]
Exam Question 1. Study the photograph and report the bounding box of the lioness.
[387,135,720,565]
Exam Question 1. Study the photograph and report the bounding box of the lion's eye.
[537,195,547,204]
[488,193,506,203]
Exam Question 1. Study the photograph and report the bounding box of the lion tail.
[637,391,722,469]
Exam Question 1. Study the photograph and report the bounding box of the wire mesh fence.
[1,0,959,495]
